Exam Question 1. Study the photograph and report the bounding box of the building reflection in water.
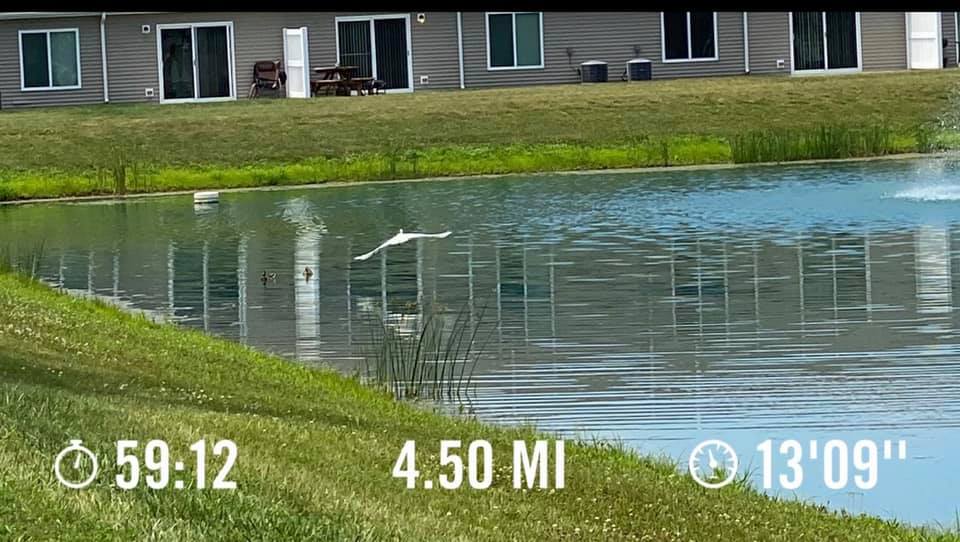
[914,226,952,316]
[31,217,960,437]
[167,241,175,318]
[202,240,209,331]
[237,234,248,344]
[283,198,325,362]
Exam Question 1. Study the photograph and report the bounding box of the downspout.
[100,12,109,102]
[742,11,750,74]
[457,12,465,89]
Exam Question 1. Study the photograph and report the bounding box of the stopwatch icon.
[54,439,99,489]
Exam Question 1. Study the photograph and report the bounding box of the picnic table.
[311,65,379,96]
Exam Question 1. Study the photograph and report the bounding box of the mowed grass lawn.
[0,273,957,541]
[0,70,957,200]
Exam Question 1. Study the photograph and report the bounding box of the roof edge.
[0,12,164,20]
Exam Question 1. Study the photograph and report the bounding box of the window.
[19,29,81,90]
[661,12,717,62]
[486,12,543,69]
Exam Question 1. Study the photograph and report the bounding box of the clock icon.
[688,439,738,489]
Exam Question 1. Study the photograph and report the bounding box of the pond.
[3,157,960,526]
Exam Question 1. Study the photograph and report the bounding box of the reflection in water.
[167,241,175,318]
[915,226,952,315]
[5,158,960,525]
[294,227,321,361]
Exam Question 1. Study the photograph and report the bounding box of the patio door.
[158,22,236,102]
[906,13,942,69]
[283,27,310,98]
[336,15,412,92]
[791,12,861,73]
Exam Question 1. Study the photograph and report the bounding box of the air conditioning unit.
[580,60,608,83]
[626,58,652,81]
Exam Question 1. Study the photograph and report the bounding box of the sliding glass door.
[336,15,412,92]
[825,12,858,69]
[792,12,860,73]
[160,28,194,99]
[338,21,373,78]
[196,26,231,98]
[158,22,235,102]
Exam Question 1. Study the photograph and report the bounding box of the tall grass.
[95,146,147,195]
[915,122,946,153]
[730,124,896,163]
[0,139,733,202]
[363,303,489,401]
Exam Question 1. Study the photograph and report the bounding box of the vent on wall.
[141,24,150,34]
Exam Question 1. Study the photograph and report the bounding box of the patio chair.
[248,60,286,98]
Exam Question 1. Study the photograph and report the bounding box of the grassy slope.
[0,273,955,541]
[0,71,956,200]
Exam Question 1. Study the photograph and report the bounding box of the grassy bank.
[1,71,958,201]
[0,273,956,540]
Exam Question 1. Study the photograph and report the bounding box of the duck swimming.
[303,267,314,280]
[261,271,278,284]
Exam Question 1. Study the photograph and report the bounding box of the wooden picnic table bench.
[310,65,384,96]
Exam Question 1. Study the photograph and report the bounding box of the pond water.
[3,157,960,526]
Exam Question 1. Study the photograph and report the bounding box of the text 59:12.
[115,439,237,490]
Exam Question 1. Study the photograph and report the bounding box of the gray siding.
[862,12,906,71]
[749,12,909,74]
[461,12,746,88]
[410,12,460,89]
[105,11,460,104]
[107,12,309,104]
[0,16,104,108]
[746,12,790,75]
[2,11,956,108]
[942,12,957,67]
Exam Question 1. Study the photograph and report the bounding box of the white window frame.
[155,21,237,104]
[485,11,545,71]
[334,13,414,93]
[18,28,82,91]
[788,12,863,75]
[660,12,719,63]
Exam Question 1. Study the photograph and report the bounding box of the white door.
[907,12,942,69]
[283,27,310,98]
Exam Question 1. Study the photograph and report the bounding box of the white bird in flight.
[354,229,452,261]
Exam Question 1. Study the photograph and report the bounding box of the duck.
[260,271,268,284]
[303,266,314,280]
[261,271,278,284]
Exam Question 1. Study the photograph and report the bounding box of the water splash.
[891,185,960,202]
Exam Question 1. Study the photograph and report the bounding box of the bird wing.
[354,233,404,261]
[353,231,450,261]
[408,231,452,239]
